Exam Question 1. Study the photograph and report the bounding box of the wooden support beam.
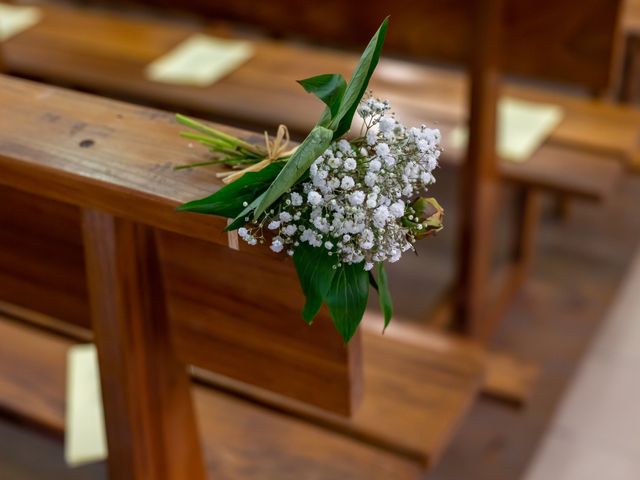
[453,0,504,339]
[82,209,205,480]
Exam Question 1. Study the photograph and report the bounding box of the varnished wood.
[0,307,485,472]
[157,229,363,415]
[453,0,504,337]
[0,185,361,414]
[0,316,425,479]
[82,209,205,480]
[483,352,540,407]
[619,0,640,102]
[95,0,622,92]
[2,5,636,168]
[0,188,481,466]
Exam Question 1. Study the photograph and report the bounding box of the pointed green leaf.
[254,126,333,219]
[368,271,378,291]
[375,262,393,329]
[325,263,369,342]
[297,73,347,120]
[293,244,338,324]
[329,17,389,139]
[177,162,283,218]
[225,191,266,231]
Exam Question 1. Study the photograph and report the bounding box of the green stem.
[173,159,226,170]
[176,114,259,153]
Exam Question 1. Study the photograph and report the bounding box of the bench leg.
[513,187,541,275]
[82,209,205,480]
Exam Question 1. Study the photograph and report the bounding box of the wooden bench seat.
[0,317,426,479]
[0,74,485,474]
[0,307,484,476]
[3,3,628,200]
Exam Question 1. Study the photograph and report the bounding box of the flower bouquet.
[175,18,443,342]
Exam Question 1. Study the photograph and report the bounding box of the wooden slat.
[158,229,363,416]
[2,5,630,196]
[0,76,362,416]
[0,317,425,480]
[0,185,88,327]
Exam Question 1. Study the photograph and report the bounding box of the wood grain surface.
[82,209,205,480]
[0,317,426,479]
[0,74,363,415]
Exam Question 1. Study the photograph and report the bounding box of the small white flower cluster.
[239,96,441,271]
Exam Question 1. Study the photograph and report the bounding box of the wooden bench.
[0,318,429,479]
[1,3,627,200]
[0,74,485,478]
[2,0,631,344]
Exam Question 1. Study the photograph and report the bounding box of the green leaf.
[225,191,266,231]
[177,162,284,218]
[297,73,347,120]
[375,262,393,330]
[329,17,389,139]
[254,126,333,219]
[293,244,338,324]
[325,263,369,342]
[368,271,378,291]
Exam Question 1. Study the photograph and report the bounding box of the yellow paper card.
[146,34,254,87]
[450,97,564,162]
[0,3,41,41]
[65,344,108,467]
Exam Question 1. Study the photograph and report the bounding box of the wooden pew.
[98,0,622,94]
[1,1,629,342]
[1,3,628,194]
[0,74,485,477]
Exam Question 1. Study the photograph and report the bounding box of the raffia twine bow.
[217,125,298,184]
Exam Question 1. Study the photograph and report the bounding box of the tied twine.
[217,125,298,184]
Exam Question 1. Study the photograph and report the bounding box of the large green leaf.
[325,263,369,342]
[297,73,347,121]
[293,244,337,324]
[177,162,283,218]
[375,262,393,329]
[329,18,389,139]
[254,126,333,219]
[225,191,266,231]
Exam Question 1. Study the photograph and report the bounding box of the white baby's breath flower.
[389,201,405,218]
[349,191,365,206]
[238,94,441,271]
[290,192,303,206]
[307,191,323,206]
[279,211,292,223]
[344,158,357,171]
[341,176,355,190]
[270,237,284,253]
[375,143,390,157]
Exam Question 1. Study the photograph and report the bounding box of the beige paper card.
[65,344,108,467]
[0,3,42,41]
[451,97,564,162]
[146,34,254,87]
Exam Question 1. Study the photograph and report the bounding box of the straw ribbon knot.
[217,125,297,184]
